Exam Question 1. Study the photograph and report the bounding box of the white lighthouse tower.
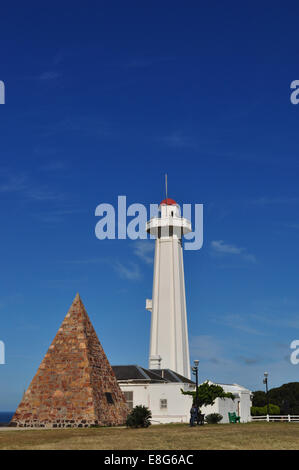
[146,197,192,379]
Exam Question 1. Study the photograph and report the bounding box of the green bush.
[126,405,152,428]
[251,404,280,416]
[205,413,223,424]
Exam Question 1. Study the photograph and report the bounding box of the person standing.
[189,404,198,427]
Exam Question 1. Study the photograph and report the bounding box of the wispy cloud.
[25,188,64,202]
[63,256,143,282]
[284,223,299,230]
[211,240,244,255]
[0,170,64,202]
[250,312,299,330]
[211,240,257,263]
[0,174,28,193]
[39,160,67,172]
[190,333,298,389]
[63,257,107,266]
[190,335,225,364]
[159,131,196,149]
[21,70,62,82]
[41,116,112,139]
[214,313,265,336]
[133,240,154,265]
[33,145,60,158]
[33,208,84,223]
[238,356,263,365]
[252,197,299,206]
[113,261,142,281]
[38,71,61,81]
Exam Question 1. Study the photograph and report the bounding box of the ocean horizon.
[0,412,14,423]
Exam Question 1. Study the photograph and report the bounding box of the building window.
[105,392,114,404]
[124,391,134,410]
[160,399,167,409]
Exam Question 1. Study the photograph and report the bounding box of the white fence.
[252,415,299,422]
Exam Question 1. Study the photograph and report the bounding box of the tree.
[252,382,299,415]
[252,390,267,407]
[181,381,235,413]
[268,382,299,414]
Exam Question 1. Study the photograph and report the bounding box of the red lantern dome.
[160,198,177,206]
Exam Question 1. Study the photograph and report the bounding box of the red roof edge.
[160,198,177,206]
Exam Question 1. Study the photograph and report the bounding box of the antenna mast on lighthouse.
[165,173,168,201]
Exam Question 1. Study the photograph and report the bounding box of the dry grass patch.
[0,422,299,450]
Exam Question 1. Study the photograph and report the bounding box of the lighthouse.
[146,197,192,379]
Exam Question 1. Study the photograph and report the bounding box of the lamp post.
[263,372,269,416]
[192,360,199,408]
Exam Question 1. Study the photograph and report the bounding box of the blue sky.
[1,1,299,410]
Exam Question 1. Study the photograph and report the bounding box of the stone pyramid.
[11,294,129,427]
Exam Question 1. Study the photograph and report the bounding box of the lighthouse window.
[160,399,167,409]
[105,392,114,404]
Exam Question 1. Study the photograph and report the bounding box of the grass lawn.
[1,422,299,450]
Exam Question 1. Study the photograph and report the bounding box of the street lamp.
[192,360,199,409]
[263,371,269,416]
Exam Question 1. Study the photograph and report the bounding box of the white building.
[201,381,252,423]
[112,366,252,424]
[146,198,191,378]
[113,365,195,424]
